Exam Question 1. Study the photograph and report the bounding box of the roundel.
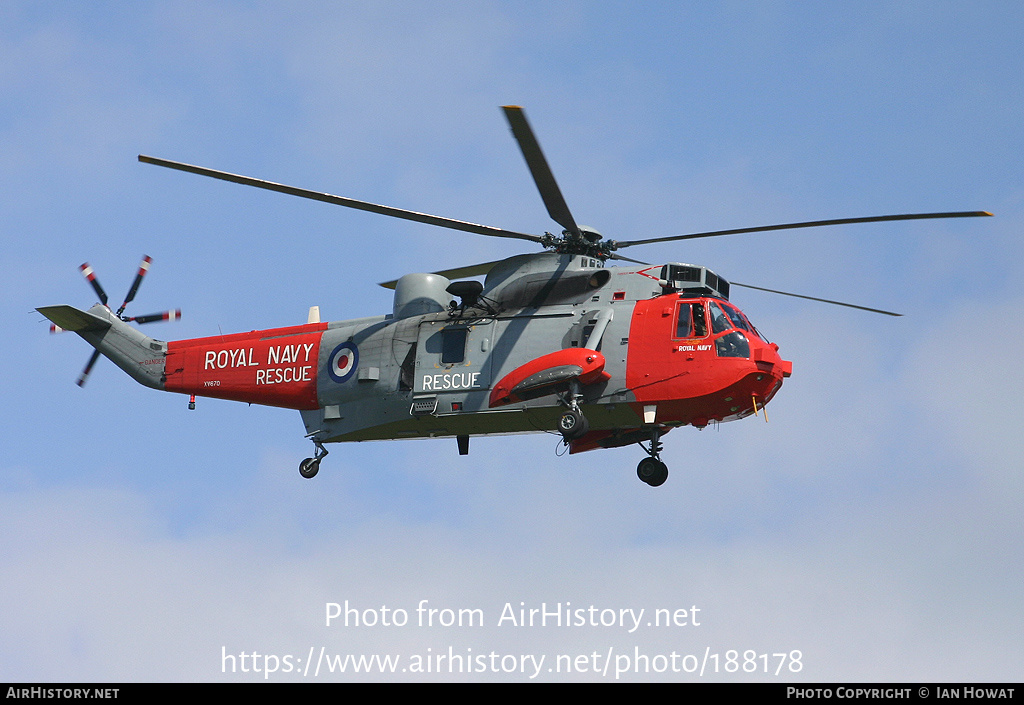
[327,342,358,383]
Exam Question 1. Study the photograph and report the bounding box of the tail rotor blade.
[117,255,152,316]
[62,259,177,388]
[79,263,108,306]
[127,309,181,324]
[76,350,101,387]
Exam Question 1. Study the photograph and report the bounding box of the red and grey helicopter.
[38,106,990,486]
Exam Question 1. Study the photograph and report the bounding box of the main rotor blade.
[611,211,993,249]
[117,255,152,317]
[139,155,543,245]
[731,282,902,316]
[607,252,649,265]
[501,106,581,239]
[78,263,108,306]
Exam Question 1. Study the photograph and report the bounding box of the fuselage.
[147,253,791,452]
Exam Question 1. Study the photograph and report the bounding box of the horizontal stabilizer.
[37,305,112,333]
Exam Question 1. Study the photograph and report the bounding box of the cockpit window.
[708,301,732,334]
[692,303,707,337]
[675,301,708,338]
[721,303,751,333]
[725,303,767,342]
[675,305,693,338]
[715,331,750,358]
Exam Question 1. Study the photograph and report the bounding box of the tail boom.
[39,305,328,409]
[37,304,166,390]
[163,323,326,409]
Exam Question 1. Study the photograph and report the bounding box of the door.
[413,319,494,395]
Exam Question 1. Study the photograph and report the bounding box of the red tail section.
[164,322,327,409]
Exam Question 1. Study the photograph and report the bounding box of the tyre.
[558,409,589,440]
[299,458,320,479]
[637,458,668,486]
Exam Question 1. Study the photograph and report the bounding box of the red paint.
[624,295,791,429]
[490,348,609,407]
[164,322,327,409]
[568,427,675,454]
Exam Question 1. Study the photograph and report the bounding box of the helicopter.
[37,106,990,486]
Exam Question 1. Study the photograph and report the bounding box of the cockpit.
[653,262,769,360]
[674,297,767,359]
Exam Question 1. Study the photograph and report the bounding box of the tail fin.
[38,305,112,333]
[37,304,167,390]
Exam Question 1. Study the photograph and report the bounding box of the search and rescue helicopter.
[37,106,990,486]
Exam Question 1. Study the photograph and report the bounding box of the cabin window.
[441,328,468,364]
[399,343,416,390]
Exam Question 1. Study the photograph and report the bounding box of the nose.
[753,341,792,380]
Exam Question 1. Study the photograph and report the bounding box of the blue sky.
[3,2,1022,681]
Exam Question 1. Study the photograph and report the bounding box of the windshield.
[707,300,768,343]
[708,301,732,334]
[723,302,767,342]
[679,299,767,343]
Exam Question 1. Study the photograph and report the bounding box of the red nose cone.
[753,341,792,378]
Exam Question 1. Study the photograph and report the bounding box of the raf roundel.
[328,342,358,383]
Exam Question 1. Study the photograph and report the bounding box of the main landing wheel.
[299,457,320,479]
[637,457,668,487]
[558,409,589,440]
[299,438,329,479]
